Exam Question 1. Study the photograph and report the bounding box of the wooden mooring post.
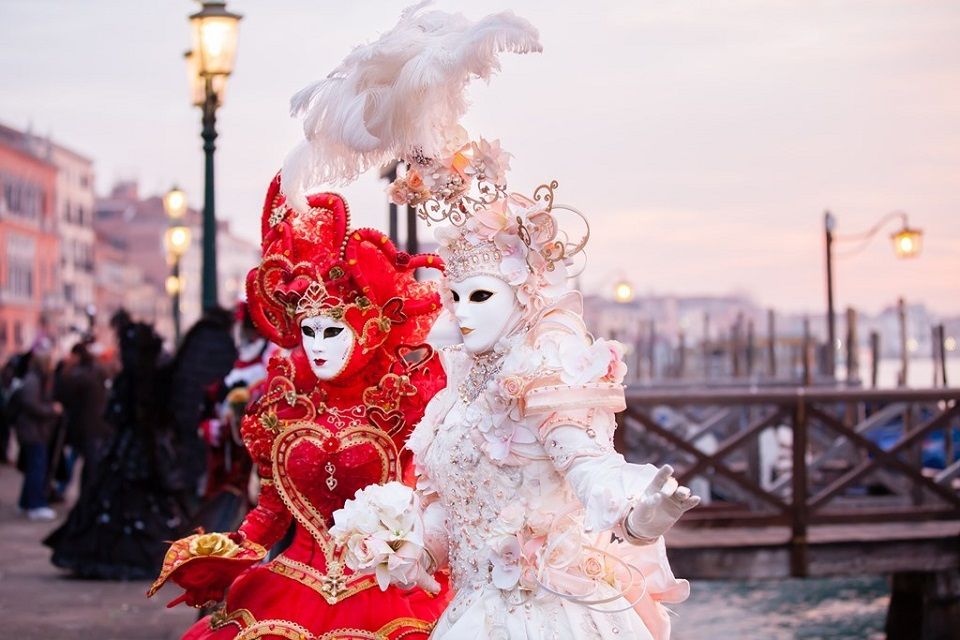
[898,297,908,387]
[767,308,777,378]
[732,314,743,378]
[702,312,711,379]
[677,331,687,379]
[870,330,881,389]
[790,396,809,577]
[886,569,960,640]
[845,307,860,384]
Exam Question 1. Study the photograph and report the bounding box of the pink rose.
[500,375,525,399]
[580,554,606,580]
[602,340,628,383]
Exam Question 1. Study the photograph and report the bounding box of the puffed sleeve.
[520,328,658,534]
[237,410,293,548]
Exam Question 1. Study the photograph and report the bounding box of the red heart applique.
[366,407,405,436]
[273,422,399,541]
[381,297,408,324]
[396,343,435,373]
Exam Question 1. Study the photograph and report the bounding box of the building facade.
[0,125,60,359]
[95,180,261,344]
[24,134,97,339]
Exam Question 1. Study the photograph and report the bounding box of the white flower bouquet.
[330,481,439,593]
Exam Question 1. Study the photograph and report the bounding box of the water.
[841,356,960,389]
[672,576,889,639]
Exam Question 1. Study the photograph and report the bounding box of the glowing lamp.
[165,226,192,258]
[184,50,226,107]
[891,226,922,259]
[165,275,183,296]
[614,281,634,303]
[163,186,188,220]
[189,1,242,77]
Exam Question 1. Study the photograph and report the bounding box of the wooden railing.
[620,387,960,576]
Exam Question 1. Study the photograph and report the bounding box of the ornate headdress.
[281,2,585,319]
[246,174,443,380]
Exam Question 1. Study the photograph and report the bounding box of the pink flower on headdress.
[471,198,513,241]
[495,233,530,286]
[465,138,512,185]
[387,170,431,206]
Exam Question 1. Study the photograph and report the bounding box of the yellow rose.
[188,532,241,558]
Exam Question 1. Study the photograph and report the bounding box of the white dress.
[408,305,689,640]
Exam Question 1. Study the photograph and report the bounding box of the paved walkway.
[0,465,195,639]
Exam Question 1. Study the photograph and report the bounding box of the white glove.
[394,559,441,594]
[625,465,700,542]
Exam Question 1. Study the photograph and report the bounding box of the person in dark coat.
[167,306,238,504]
[0,358,17,464]
[13,341,63,521]
[56,342,111,492]
[44,320,190,579]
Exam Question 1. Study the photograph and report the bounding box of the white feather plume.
[281,1,541,211]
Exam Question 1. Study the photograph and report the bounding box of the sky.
[2,0,958,316]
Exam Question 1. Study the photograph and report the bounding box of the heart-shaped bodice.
[272,420,400,543]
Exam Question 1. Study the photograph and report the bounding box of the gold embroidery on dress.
[235,619,315,640]
[209,606,257,631]
[269,556,378,606]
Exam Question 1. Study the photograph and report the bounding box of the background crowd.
[0,305,267,580]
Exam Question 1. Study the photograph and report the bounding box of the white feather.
[282,1,541,210]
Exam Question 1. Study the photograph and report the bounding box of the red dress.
[150,176,449,639]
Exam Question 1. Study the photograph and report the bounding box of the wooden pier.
[622,386,960,638]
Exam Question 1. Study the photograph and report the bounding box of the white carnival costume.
[283,4,699,639]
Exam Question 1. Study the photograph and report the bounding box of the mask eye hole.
[451,290,460,303]
[469,290,494,303]
[301,325,316,338]
[323,327,344,339]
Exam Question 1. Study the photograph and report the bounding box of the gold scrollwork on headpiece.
[294,281,345,320]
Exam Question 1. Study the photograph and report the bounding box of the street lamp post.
[380,161,400,245]
[823,210,922,378]
[185,0,241,311]
[163,186,191,345]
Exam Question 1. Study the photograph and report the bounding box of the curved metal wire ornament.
[532,510,649,613]
[416,177,508,226]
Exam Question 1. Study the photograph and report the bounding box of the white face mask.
[449,275,520,355]
[299,316,355,380]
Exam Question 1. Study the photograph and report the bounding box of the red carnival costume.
[149,174,449,639]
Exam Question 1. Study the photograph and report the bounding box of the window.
[4,233,36,300]
[0,173,43,221]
